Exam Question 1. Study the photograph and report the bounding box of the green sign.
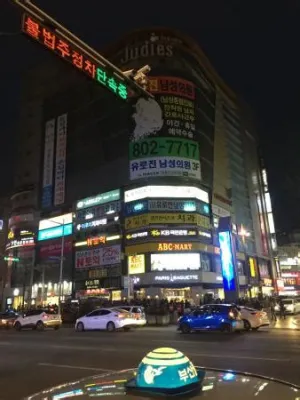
[129,137,199,161]
[4,256,20,262]
[76,189,121,210]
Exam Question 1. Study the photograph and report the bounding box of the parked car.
[275,298,300,314]
[0,311,19,329]
[113,306,146,326]
[75,308,140,332]
[178,304,244,333]
[14,309,62,331]
[236,306,270,331]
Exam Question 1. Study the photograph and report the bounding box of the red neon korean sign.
[22,14,128,101]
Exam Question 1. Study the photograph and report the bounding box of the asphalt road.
[0,326,299,399]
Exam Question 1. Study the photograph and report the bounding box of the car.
[14,309,62,331]
[75,308,139,332]
[275,298,300,314]
[0,311,19,329]
[113,305,147,326]
[178,304,244,333]
[236,306,270,331]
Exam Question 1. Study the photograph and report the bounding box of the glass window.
[200,253,212,272]
[214,256,222,274]
[100,310,111,316]
[237,261,245,275]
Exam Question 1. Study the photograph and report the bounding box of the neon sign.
[38,223,73,241]
[22,15,128,101]
[87,236,106,247]
[218,231,236,291]
[157,243,192,251]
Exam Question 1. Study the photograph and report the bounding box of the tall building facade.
[3,27,276,308]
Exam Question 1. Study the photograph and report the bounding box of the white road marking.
[38,362,116,372]
[190,353,289,362]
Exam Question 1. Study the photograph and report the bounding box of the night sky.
[1,0,300,232]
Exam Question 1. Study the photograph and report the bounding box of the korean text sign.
[148,76,196,139]
[54,114,67,206]
[22,14,128,101]
[41,119,55,208]
[125,213,210,230]
[75,245,121,269]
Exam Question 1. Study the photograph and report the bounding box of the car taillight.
[43,314,48,320]
[117,313,126,319]
[229,311,235,319]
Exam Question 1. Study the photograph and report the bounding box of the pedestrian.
[279,300,286,320]
[270,302,277,322]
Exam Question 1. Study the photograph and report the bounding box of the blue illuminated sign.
[218,231,236,291]
[38,223,73,241]
[125,200,148,216]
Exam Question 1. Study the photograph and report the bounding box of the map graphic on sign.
[132,98,163,141]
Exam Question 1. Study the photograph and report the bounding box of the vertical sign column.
[54,114,68,206]
[41,119,55,208]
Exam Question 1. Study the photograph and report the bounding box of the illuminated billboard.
[22,14,128,101]
[124,186,209,203]
[76,189,120,210]
[218,231,236,291]
[39,213,73,231]
[38,223,73,241]
[151,253,200,271]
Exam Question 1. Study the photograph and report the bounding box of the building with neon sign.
[6,25,277,305]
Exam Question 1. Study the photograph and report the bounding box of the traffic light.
[4,256,20,262]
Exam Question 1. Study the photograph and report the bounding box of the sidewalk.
[268,316,300,331]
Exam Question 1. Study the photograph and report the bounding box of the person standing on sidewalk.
[270,301,277,322]
[279,299,286,320]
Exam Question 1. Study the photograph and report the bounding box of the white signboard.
[41,119,55,208]
[75,245,121,269]
[38,213,73,231]
[54,114,68,206]
[130,157,201,181]
[151,253,200,271]
[124,185,209,204]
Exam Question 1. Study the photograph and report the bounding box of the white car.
[75,308,139,332]
[14,309,62,331]
[275,299,300,314]
[237,306,270,331]
[113,306,146,326]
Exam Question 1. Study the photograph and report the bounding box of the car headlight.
[1,319,7,324]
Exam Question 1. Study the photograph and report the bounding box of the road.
[0,326,299,399]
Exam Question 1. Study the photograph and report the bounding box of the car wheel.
[220,323,232,333]
[123,327,130,332]
[243,319,251,331]
[76,322,84,332]
[54,325,60,330]
[180,323,191,334]
[107,321,116,332]
[14,322,21,331]
[36,321,45,331]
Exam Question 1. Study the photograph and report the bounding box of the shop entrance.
[162,287,191,301]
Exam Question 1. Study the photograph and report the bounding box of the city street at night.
[0,325,299,399]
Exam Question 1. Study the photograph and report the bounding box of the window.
[87,310,101,317]
[214,256,222,274]
[200,253,211,272]
[99,310,111,316]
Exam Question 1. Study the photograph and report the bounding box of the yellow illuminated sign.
[125,242,216,255]
[125,213,210,230]
[128,254,145,274]
[157,243,192,251]
[249,257,257,277]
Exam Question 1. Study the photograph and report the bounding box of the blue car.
[178,304,244,333]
